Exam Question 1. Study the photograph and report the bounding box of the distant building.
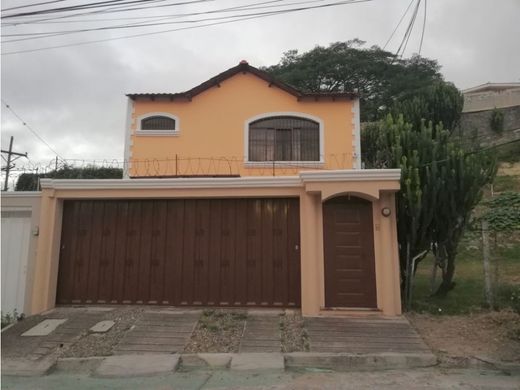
[459,82,520,146]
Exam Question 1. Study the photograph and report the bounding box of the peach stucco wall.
[128,72,357,177]
[30,177,402,317]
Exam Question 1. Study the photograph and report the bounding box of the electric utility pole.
[1,136,28,191]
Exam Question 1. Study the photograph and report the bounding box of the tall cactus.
[362,115,496,306]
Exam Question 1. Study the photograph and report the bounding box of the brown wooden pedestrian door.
[56,198,301,307]
[323,196,377,308]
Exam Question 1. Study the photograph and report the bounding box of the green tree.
[363,115,496,305]
[263,39,443,121]
[390,81,464,131]
[15,165,123,191]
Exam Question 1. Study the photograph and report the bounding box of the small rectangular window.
[141,116,176,131]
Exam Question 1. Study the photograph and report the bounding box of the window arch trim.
[136,112,180,136]
[244,112,324,166]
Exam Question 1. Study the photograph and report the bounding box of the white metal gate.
[1,210,32,315]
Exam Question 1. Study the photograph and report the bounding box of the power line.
[2,0,70,12]
[1,0,285,25]
[383,0,414,50]
[418,0,426,54]
[1,0,161,19]
[3,0,213,24]
[1,99,66,160]
[1,0,372,55]
[396,0,420,58]
[2,0,324,43]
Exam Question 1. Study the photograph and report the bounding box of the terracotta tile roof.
[127,61,358,101]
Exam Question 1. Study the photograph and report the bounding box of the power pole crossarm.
[1,150,27,157]
[1,136,28,191]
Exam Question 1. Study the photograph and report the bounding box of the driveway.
[2,306,429,361]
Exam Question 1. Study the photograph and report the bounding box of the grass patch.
[493,174,520,192]
[411,239,520,315]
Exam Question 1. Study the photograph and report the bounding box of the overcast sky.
[1,0,519,177]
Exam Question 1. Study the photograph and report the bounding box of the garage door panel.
[197,199,212,305]
[181,200,195,305]
[56,201,76,304]
[246,199,261,305]
[208,199,222,306]
[163,200,180,305]
[287,198,301,307]
[77,201,94,303]
[149,200,167,304]
[112,201,128,304]
[97,201,118,303]
[233,199,247,305]
[261,199,274,305]
[123,201,141,303]
[57,198,301,307]
[219,200,235,305]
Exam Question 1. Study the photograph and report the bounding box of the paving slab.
[89,320,115,333]
[22,319,68,337]
[113,311,199,354]
[2,308,108,360]
[305,316,431,354]
[94,353,180,378]
[230,353,284,371]
[239,315,281,352]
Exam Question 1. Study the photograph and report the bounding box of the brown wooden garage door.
[56,198,301,307]
[323,196,376,308]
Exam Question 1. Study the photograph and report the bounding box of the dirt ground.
[408,310,520,363]
[497,162,520,176]
[184,309,247,353]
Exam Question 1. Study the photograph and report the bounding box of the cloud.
[1,0,519,170]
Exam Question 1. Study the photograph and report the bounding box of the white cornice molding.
[39,169,401,191]
[299,169,401,182]
[1,192,42,198]
[39,177,303,190]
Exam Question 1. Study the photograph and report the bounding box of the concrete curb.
[94,354,180,378]
[54,357,104,373]
[1,356,57,377]
[3,351,441,377]
[285,352,438,371]
[438,355,520,374]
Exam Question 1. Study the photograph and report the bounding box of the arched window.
[248,116,320,161]
[140,115,176,131]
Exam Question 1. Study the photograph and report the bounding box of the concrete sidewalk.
[3,367,520,390]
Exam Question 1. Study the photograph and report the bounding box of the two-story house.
[30,61,402,317]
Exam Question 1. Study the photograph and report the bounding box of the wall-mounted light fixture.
[381,207,391,217]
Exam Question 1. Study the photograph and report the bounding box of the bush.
[490,108,505,133]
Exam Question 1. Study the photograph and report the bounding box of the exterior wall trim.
[300,169,401,182]
[39,169,401,190]
[352,98,362,169]
[39,177,303,190]
[1,192,42,198]
[243,112,325,164]
[123,98,134,179]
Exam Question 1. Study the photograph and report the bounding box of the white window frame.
[244,112,325,167]
[136,112,180,136]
